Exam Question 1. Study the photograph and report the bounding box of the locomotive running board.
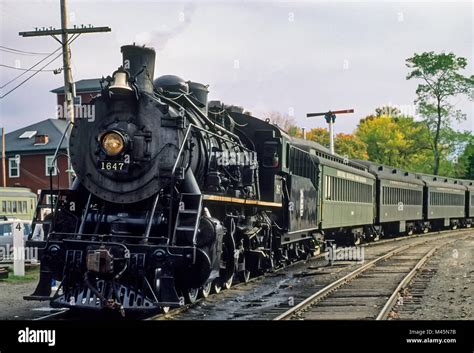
[203,194,282,207]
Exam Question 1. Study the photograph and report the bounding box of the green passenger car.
[319,160,376,231]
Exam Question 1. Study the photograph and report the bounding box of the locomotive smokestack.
[121,45,156,94]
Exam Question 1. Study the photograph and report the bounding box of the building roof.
[51,78,102,94]
[0,118,69,154]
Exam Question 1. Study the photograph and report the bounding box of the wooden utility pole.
[19,0,111,186]
[2,128,6,187]
[60,0,74,124]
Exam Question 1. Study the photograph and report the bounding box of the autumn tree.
[335,133,368,160]
[355,114,432,170]
[306,128,330,146]
[406,52,474,175]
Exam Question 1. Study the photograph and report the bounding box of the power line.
[0,33,79,90]
[0,63,56,72]
[0,51,62,99]
[0,46,51,56]
[0,46,62,89]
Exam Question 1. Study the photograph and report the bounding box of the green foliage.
[354,115,432,169]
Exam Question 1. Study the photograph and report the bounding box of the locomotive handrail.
[47,121,73,213]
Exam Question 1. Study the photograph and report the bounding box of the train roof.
[286,136,370,173]
[310,153,375,180]
[415,173,467,191]
[353,160,424,186]
[0,187,36,198]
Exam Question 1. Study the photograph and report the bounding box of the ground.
[0,266,50,320]
[395,236,473,320]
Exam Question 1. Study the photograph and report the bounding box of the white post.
[13,221,25,277]
[328,119,335,154]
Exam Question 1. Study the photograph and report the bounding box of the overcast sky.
[0,0,472,135]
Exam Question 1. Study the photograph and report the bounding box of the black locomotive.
[25,45,474,314]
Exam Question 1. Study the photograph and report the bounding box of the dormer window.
[34,134,49,146]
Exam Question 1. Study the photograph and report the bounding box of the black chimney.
[121,45,156,94]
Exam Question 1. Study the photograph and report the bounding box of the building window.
[45,155,58,176]
[8,158,19,178]
[73,95,82,105]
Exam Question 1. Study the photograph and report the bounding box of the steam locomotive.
[25,45,474,314]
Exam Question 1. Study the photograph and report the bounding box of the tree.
[306,128,330,146]
[453,134,474,179]
[355,114,432,169]
[406,52,474,175]
[335,133,368,160]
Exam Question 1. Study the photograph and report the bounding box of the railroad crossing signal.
[306,109,354,154]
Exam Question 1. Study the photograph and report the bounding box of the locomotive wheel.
[183,288,199,304]
[238,270,251,283]
[223,274,233,290]
[212,279,222,294]
[200,282,212,298]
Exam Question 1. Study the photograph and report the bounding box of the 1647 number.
[99,161,126,171]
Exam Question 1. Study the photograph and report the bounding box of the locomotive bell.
[109,68,133,93]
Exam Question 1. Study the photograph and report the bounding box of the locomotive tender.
[26,45,473,314]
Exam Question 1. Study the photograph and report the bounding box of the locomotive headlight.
[101,131,125,156]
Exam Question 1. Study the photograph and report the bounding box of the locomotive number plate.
[98,161,128,172]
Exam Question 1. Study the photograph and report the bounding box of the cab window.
[262,141,279,168]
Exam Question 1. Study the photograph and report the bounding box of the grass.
[0,264,40,283]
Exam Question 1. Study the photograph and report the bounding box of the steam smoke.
[134,3,196,51]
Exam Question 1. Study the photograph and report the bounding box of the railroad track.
[274,230,473,320]
[150,228,472,321]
